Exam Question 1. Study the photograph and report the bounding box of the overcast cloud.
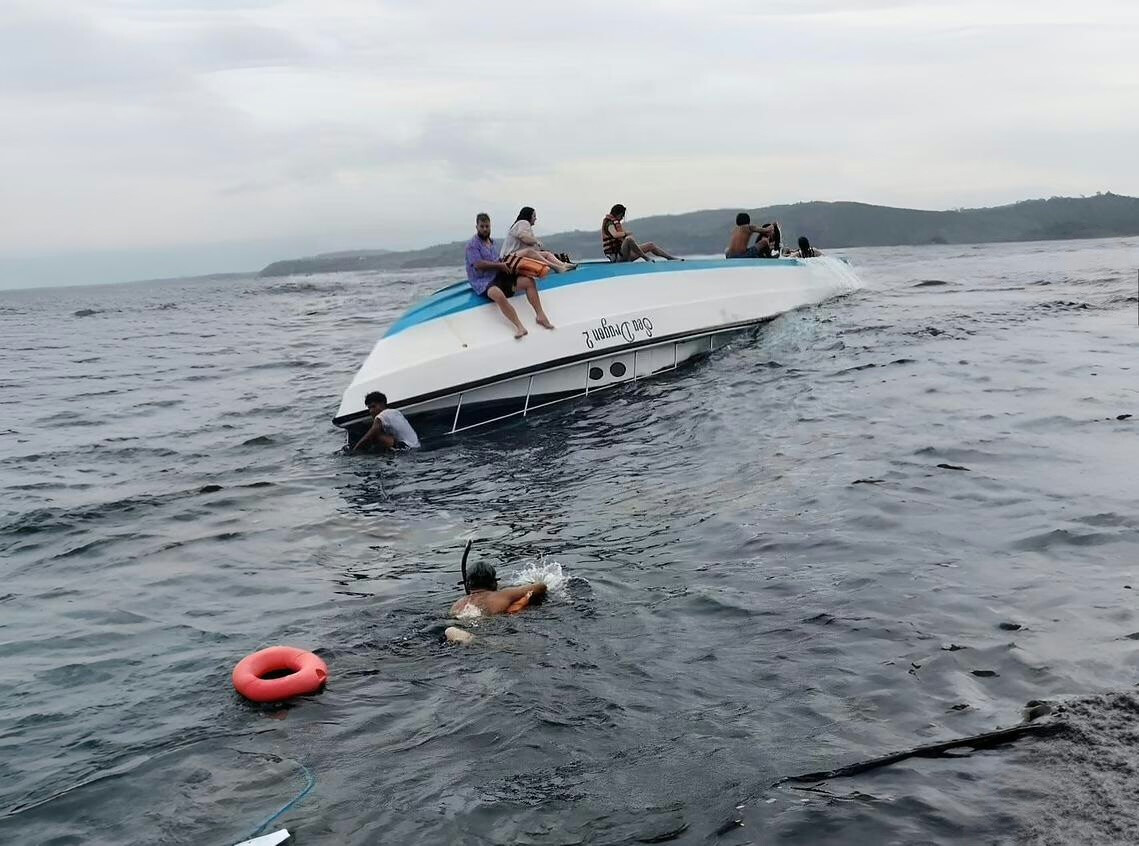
[1,0,1136,288]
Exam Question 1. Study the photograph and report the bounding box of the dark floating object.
[199,484,223,493]
[852,478,885,485]
[771,721,1065,787]
[999,622,1023,631]
[936,463,971,471]
[638,821,690,843]
[1118,414,1133,420]
[941,643,967,651]
[972,669,1000,677]
[789,785,883,802]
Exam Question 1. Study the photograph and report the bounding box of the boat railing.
[442,325,741,435]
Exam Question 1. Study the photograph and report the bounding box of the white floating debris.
[233,829,290,846]
[445,626,474,644]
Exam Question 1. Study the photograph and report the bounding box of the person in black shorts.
[464,213,554,339]
[486,268,517,298]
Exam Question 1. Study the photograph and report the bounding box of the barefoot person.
[601,204,682,262]
[725,213,777,258]
[501,207,576,273]
[353,391,420,451]
[465,212,554,339]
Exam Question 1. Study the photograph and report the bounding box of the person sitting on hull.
[353,391,420,451]
[601,204,682,262]
[786,235,823,258]
[465,212,555,339]
[501,206,577,273]
[725,212,779,259]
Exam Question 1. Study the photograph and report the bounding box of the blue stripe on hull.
[384,257,803,337]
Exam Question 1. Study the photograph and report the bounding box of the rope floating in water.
[237,760,315,843]
[772,720,1067,787]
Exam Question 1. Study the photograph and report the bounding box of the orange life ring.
[232,646,328,703]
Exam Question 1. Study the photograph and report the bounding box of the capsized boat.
[333,257,862,441]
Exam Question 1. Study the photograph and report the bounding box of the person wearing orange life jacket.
[601,204,682,262]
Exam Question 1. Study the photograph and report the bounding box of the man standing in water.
[465,212,554,339]
[353,391,420,451]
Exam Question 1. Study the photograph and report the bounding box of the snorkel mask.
[460,540,498,593]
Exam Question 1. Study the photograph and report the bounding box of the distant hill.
[258,193,1139,277]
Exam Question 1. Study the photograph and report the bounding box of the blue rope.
[242,760,315,841]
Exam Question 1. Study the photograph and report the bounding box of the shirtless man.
[725,212,777,258]
[443,543,548,643]
[449,560,547,617]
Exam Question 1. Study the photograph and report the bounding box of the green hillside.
[259,193,1139,277]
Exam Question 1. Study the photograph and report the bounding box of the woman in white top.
[501,207,577,273]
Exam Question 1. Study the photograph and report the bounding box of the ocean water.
[0,238,1137,845]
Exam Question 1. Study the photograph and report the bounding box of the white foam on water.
[510,556,568,597]
[455,604,483,619]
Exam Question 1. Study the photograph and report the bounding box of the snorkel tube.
[461,539,473,595]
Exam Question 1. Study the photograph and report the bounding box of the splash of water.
[510,556,568,597]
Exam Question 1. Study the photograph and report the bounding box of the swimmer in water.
[449,559,547,617]
[444,542,547,644]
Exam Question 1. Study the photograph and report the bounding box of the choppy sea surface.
[1,238,1137,845]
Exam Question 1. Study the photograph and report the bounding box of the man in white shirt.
[353,391,421,451]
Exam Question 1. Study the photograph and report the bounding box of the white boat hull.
[334,257,861,438]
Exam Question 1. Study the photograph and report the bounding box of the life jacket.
[502,254,550,279]
[601,214,625,257]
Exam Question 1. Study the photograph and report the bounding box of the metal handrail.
[444,325,744,435]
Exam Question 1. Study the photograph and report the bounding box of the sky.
[1,0,1137,289]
